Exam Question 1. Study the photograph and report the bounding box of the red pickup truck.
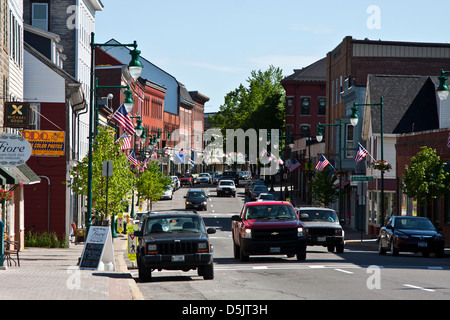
[231,201,307,261]
[179,173,194,187]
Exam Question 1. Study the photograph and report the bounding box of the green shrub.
[24,231,68,248]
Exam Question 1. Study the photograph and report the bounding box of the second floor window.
[301,97,310,115]
[318,98,326,116]
[32,3,49,31]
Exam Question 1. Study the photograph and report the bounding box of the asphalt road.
[130,182,450,301]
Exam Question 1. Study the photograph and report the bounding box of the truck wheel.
[336,243,344,253]
[297,251,306,261]
[240,243,249,262]
[138,258,152,282]
[201,264,214,280]
[233,241,240,259]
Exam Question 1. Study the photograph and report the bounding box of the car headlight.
[298,227,304,237]
[241,227,252,239]
[186,201,190,205]
[198,242,209,252]
[335,228,343,236]
[397,234,409,239]
[147,244,158,254]
[203,202,207,205]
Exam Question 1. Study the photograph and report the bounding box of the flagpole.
[358,142,376,162]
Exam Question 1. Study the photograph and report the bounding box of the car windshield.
[394,218,436,230]
[259,194,274,200]
[220,181,234,186]
[145,216,206,234]
[299,210,338,222]
[254,186,268,191]
[245,205,297,220]
[187,191,205,198]
[199,174,209,177]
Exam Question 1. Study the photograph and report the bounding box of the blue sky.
[96,1,450,112]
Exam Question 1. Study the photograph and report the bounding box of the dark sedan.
[378,216,445,257]
[184,189,208,211]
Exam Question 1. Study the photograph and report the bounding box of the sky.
[95,1,450,113]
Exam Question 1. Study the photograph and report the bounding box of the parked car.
[179,173,194,187]
[216,179,236,197]
[256,193,275,201]
[196,173,212,184]
[170,176,180,190]
[231,201,306,261]
[296,207,344,253]
[134,212,216,282]
[250,185,269,200]
[378,216,445,257]
[160,186,173,200]
[184,189,209,211]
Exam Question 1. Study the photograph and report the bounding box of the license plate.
[418,242,428,248]
[270,247,281,253]
[172,255,185,262]
[317,237,327,242]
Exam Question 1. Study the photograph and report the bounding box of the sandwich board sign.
[79,226,115,271]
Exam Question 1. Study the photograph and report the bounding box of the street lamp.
[123,89,135,113]
[86,33,143,235]
[437,69,450,101]
[353,96,385,227]
[315,109,359,219]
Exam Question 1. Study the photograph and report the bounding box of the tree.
[210,65,285,132]
[136,160,172,210]
[310,167,338,207]
[402,146,450,219]
[67,127,135,221]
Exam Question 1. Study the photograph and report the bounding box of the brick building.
[396,129,450,244]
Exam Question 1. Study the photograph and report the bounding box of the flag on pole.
[112,104,135,136]
[177,148,185,164]
[127,150,139,166]
[117,133,131,150]
[315,155,330,171]
[151,149,158,160]
[355,144,369,163]
[288,159,300,172]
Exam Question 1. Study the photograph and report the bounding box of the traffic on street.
[127,179,450,301]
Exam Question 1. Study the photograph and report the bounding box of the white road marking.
[335,269,354,274]
[403,284,436,292]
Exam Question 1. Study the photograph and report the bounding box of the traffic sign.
[117,212,124,234]
[351,175,374,182]
[127,224,138,262]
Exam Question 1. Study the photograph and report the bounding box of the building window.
[32,3,49,31]
[300,125,310,137]
[300,97,310,115]
[286,97,294,115]
[318,97,326,116]
[346,124,354,158]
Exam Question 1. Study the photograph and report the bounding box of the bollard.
[0,220,4,267]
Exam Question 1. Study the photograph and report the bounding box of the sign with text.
[4,102,29,128]
[0,134,32,167]
[79,226,115,271]
[21,130,65,156]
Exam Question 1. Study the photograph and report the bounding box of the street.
[129,183,450,300]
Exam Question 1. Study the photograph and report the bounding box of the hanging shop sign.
[0,134,32,167]
[21,130,65,156]
[4,102,30,129]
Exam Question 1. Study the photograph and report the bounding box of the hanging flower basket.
[0,189,13,201]
[373,160,392,172]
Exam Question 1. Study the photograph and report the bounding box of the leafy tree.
[210,65,285,133]
[67,127,135,221]
[310,167,338,207]
[402,146,450,219]
[136,160,172,210]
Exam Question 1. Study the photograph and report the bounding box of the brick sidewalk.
[0,235,142,300]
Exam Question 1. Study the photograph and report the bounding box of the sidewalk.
[0,234,143,300]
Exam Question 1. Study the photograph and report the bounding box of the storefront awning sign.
[0,134,32,167]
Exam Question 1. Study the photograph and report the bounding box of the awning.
[0,164,41,186]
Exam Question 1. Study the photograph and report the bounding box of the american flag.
[112,104,136,136]
[117,133,131,150]
[355,144,369,163]
[151,150,158,160]
[127,150,139,167]
[315,155,330,171]
[288,159,300,172]
[177,148,185,164]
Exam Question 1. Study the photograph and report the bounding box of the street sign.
[117,212,124,234]
[127,224,138,262]
[102,161,113,177]
[351,175,374,182]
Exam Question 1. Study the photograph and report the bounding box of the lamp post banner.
[0,134,32,167]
